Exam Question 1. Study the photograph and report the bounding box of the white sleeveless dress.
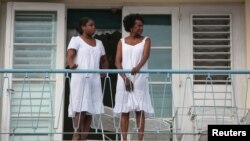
[67,36,105,117]
[113,37,154,117]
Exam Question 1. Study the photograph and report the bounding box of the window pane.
[13,11,57,78]
[151,84,172,117]
[11,11,57,140]
[14,11,56,44]
[142,14,173,118]
[149,49,172,81]
[141,15,172,46]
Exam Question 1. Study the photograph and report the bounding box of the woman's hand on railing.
[131,66,140,75]
[69,63,78,69]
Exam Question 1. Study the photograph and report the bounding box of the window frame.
[122,6,180,119]
[1,2,65,141]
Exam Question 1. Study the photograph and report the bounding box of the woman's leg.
[136,111,145,141]
[80,112,92,140]
[72,112,81,140]
[121,113,129,141]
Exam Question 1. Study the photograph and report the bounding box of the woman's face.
[82,19,96,36]
[131,19,143,35]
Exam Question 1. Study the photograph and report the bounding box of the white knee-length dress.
[67,36,105,117]
[113,37,154,117]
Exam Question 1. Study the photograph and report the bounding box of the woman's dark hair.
[76,17,92,34]
[123,14,144,32]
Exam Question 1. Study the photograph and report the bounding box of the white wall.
[245,0,250,109]
[0,1,7,135]
[179,4,245,141]
[0,2,6,67]
[0,3,5,69]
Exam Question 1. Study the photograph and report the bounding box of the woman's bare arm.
[131,38,151,75]
[66,49,78,69]
[100,55,109,69]
[115,40,133,91]
[115,40,127,79]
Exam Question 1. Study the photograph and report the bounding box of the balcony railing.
[0,69,250,141]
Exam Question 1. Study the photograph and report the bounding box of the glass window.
[142,14,172,118]
[11,11,57,141]
[142,15,172,47]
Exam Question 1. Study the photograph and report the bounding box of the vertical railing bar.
[92,74,104,132]
[96,73,110,137]
[54,73,68,129]
[242,74,250,123]
[246,75,250,114]
[201,74,208,130]
[46,73,54,138]
[174,107,179,134]
[147,76,158,131]
[201,73,218,130]
[186,74,197,130]
[179,74,190,131]
[104,73,119,140]
[167,73,174,133]
[1,73,13,138]
[169,73,179,140]
[222,74,231,124]
[171,77,178,140]
[5,73,15,141]
[104,74,119,140]
[16,73,28,130]
[245,75,250,122]
[209,74,218,125]
[230,74,240,124]
[159,73,170,131]
[27,75,35,130]
[100,121,105,141]
[36,73,49,130]
[105,73,116,131]
[96,74,107,130]
[169,74,176,140]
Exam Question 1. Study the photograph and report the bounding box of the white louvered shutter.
[192,15,231,84]
[11,11,56,141]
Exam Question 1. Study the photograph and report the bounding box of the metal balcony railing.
[0,69,250,141]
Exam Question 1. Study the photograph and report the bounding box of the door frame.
[179,4,245,109]
[122,6,180,118]
[1,2,65,141]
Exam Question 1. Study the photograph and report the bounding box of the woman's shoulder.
[71,36,79,39]
[95,39,102,43]
[95,39,104,46]
[144,36,150,41]
[70,36,80,42]
[120,37,126,42]
[124,36,148,40]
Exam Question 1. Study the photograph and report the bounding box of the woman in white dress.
[67,17,109,141]
[114,14,154,141]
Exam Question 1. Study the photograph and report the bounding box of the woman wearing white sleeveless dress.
[67,17,109,140]
[114,14,154,141]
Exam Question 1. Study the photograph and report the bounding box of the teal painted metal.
[1,69,250,74]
